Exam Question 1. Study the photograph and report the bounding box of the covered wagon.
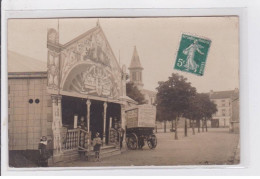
[125,104,157,150]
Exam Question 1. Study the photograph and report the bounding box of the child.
[92,132,102,161]
[38,136,50,167]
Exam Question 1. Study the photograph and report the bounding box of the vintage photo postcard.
[7,17,239,168]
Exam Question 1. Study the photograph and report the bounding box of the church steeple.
[128,46,144,89]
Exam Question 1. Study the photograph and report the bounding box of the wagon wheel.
[147,134,157,149]
[126,133,138,150]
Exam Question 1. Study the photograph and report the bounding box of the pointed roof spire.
[129,46,143,69]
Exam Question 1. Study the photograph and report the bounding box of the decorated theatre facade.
[8,23,136,164]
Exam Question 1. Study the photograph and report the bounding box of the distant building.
[230,89,240,133]
[128,46,156,105]
[209,89,239,129]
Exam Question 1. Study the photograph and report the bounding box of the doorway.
[61,95,87,129]
[90,100,104,140]
[105,103,121,144]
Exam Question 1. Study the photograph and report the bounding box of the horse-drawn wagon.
[125,104,157,150]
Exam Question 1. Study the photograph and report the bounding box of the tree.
[185,93,217,133]
[199,93,217,132]
[156,73,196,139]
[156,103,177,133]
[184,94,202,135]
[126,82,146,104]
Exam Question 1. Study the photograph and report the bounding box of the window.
[8,100,10,108]
[222,103,225,107]
[8,85,10,94]
[136,72,139,81]
[132,72,136,81]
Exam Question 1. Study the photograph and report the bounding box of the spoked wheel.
[126,133,138,150]
[147,134,157,149]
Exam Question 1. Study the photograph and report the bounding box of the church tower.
[128,46,144,89]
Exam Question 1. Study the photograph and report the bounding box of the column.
[103,102,107,145]
[108,117,112,144]
[86,99,91,150]
[86,99,91,133]
[51,95,63,162]
[57,95,62,126]
[51,95,58,154]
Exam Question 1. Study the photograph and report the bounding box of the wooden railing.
[63,128,79,151]
[62,128,90,152]
[78,129,90,151]
[109,128,118,146]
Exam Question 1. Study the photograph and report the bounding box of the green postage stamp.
[174,34,211,76]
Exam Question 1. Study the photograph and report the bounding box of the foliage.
[126,82,146,104]
[156,73,197,120]
[184,93,217,121]
[199,93,217,119]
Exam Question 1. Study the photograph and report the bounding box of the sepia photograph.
[7,17,240,168]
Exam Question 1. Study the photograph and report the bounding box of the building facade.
[209,89,239,128]
[8,22,138,166]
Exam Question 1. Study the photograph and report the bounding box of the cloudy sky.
[8,17,239,93]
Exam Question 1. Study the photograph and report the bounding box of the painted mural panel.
[47,26,122,99]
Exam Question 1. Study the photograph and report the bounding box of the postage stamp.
[174,34,211,76]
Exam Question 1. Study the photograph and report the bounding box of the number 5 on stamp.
[174,34,211,76]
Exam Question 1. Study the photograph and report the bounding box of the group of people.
[38,123,125,166]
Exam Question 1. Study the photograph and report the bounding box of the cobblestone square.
[55,128,239,167]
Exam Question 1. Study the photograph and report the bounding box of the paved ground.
[54,128,239,167]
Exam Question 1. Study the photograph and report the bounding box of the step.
[87,147,121,162]
[100,145,117,151]
[60,149,80,163]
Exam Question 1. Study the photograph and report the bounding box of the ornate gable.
[47,25,122,99]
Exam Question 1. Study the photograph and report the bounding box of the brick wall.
[8,78,53,150]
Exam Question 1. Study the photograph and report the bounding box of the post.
[202,118,205,132]
[206,118,208,132]
[108,117,112,144]
[171,119,174,132]
[120,104,126,150]
[86,99,91,149]
[103,102,107,145]
[192,119,195,135]
[184,118,187,137]
[164,120,166,133]
[198,120,200,133]
[175,117,178,140]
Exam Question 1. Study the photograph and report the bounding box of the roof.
[8,51,47,73]
[209,90,237,99]
[141,89,157,96]
[129,46,143,69]
[119,95,138,104]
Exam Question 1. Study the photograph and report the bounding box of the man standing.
[117,123,125,150]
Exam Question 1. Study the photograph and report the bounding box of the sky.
[8,17,239,93]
